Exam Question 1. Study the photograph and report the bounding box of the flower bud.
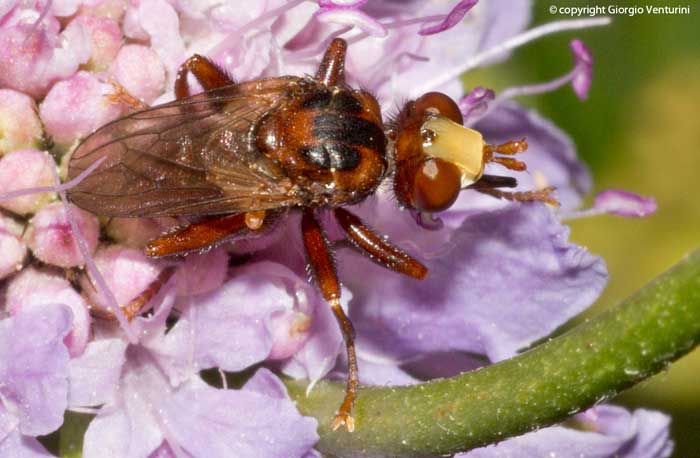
[25,202,100,268]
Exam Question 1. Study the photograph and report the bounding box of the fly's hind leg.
[145,211,271,257]
[175,54,235,99]
[88,266,177,321]
[301,209,358,432]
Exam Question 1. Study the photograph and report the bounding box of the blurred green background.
[466,1,699,455]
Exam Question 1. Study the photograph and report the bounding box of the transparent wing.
[66,78,300,217]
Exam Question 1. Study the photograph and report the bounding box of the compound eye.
[414,92,463,125]
[412,158,462,213]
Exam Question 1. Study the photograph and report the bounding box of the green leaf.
[286,250,700,458]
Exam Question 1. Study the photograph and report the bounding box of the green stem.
[286,250,700,458]
[59,412,93,458]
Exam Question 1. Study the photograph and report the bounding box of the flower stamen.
[408,17,611,98]
[238,0,309,34]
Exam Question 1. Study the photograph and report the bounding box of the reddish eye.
[411,158,462,213]
[413,92,463,125]
[393,91,474,213]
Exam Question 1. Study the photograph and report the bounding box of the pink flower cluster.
[0,1,664,457]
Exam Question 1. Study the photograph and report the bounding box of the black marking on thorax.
[312,115,385,153]
[300,143,360,170]
[298,89,386,171]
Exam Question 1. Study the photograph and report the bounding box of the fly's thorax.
[255,82,388,206]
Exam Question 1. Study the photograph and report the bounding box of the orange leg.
[90,266,176,321]
[301,209,358,432]
[175,54,235,100]
[315,38,347,87]
[146,211,270,257]
[334,208,427,280]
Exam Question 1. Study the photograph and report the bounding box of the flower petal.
[280,286,345,389]
[0,304,72,436]
[316,8,387,38]
[68,338,128,407]
[110,44,166,104]
[318,0,367,7]
[67,14,122,71]
[392,0,531,100]
[0,90,44,155]
[0,23,59,97]
[345,204,607,362]
[461,405,672,458]
[137,0,186,84]
[83,404,162,458]
[82,347,169,458]
[0,149,56,215]
[0,428,54,457]
[140,298,196,386]
[175,247,229,296]
[162,382,318,458]
[39,71,123,148]
[0,215,26,280]
[570,38,593,100]
[593,189,658,218]
[192,262,318,372]
[79,245,163,314]
[7,267,91,357]
[242,367,291,400]
[459,86,495,123]
[472,101,592,210]
[24,202,100,268]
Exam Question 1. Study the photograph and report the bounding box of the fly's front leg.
[146,211,271,257]
[334,208,428,279]
[469,174,558,206]
[175,54,235,99]
[478,187,559,206]
[301,209,358,432]
[316,38,347,86]
[469,174,517,190]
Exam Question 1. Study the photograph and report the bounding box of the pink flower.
[65,14,122,71]
[40,71,124,148]
[79,245,164,316]
[0,149,56,215]
[0,7,90,97]
[0,1,668,456]
[6,267,91,356]
[0,215,26,280]
[0,304,72,455]
[0,89,43,155]
[110,44,166,103]
[24,201,100,267]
